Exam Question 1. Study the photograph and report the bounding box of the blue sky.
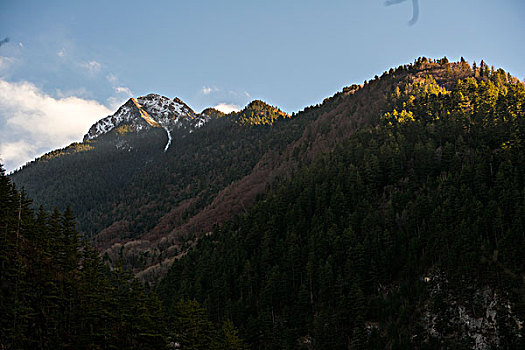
[1,0,524,171]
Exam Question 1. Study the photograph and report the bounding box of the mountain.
[84,94,209,151]
[8,59,498,282]
[7,57,525,348]
[10,93,297,279]
[158,58,525,348]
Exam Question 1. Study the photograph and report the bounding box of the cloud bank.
[0,79,112,172]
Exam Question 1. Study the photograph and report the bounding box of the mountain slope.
[6,57,525,347]
[0,165,246,349]
[10,58,484,280]
[158,59,525,348]
[9,94,297,278]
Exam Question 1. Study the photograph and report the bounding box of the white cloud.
[104,74,134,110]
[0,140,36,172]
[201,86,220,95]
[0,79,112,171]
[80,60,101,73]
[201,86,213,95]
[107,86,134,110]
[214,103,240,114]
[114,86,133,96]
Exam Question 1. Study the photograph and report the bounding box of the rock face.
[421,270,523,349]
[84,94,210,151]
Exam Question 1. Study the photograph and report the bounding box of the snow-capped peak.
[83,94,210,151]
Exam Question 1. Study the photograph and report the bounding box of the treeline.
[0,167,246,349]
[158,71,525,348]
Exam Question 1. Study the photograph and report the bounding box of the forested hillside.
[5,57,525,348]
[159,59,525,348]
[10,58,483,282]
[10,99,293,240]
[0,166,246,349]
[9,100,301,279]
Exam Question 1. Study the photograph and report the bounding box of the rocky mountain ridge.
[84,93,210,151]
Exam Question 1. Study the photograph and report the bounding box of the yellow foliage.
[501,141,512,151]
[382,109,416,125]
[116,125,137,135]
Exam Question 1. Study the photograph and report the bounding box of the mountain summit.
[84,94,209,151]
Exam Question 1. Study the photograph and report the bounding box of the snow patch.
[163,126,172,152]
[83,94,212,144]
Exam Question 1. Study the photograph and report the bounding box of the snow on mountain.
[84,94,210,151]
